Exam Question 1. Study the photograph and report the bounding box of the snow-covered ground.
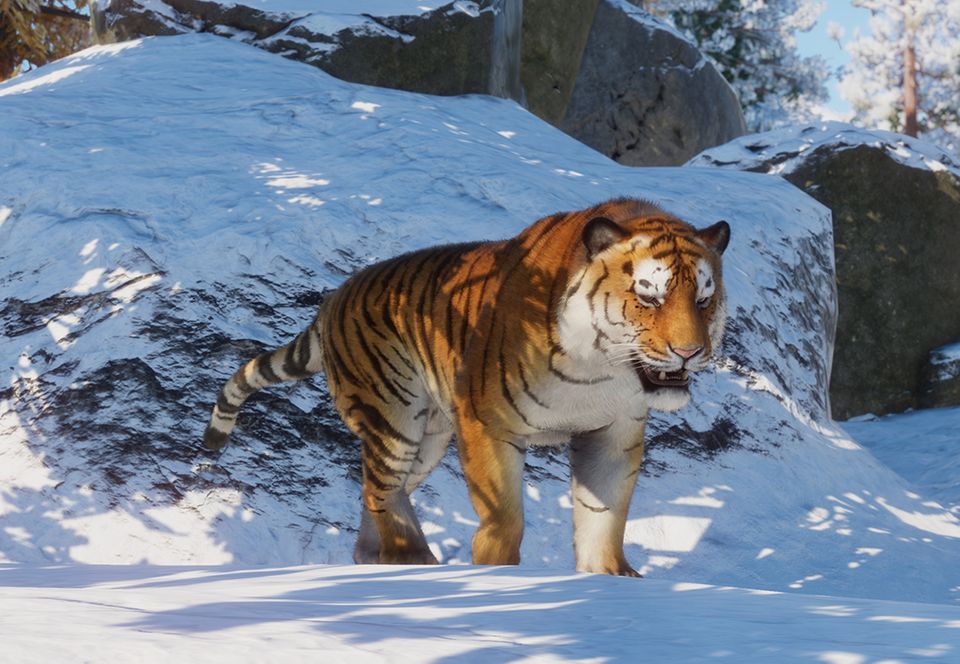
[4,563,960,662]
[3,33,960,661]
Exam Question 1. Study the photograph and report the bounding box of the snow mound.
[688,121,960,178]
[2,35,959,605]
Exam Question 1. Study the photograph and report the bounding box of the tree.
[0,0,90,81]
[841,0,960,155]
[642,0,829,131]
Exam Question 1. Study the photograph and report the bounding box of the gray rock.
[91,0,745,166]
[558,0,746,166]
[92,1,523,101]
[920,343,960,409]
[689,123,960,419]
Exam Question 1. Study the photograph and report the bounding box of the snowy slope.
[2,34,960,612]
[4,564,960,663]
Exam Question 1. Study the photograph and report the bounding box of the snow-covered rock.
[920,342,960,409]
[690,122,960,419]
[2,36,959,604]
[91,0,745,166]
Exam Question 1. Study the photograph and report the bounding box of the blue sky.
[795,0,874,116]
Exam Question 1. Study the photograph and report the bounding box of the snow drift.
[2,35,959,604]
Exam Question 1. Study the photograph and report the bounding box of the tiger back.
[204,198,729,575]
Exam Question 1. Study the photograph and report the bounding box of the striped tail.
[203,316,325,451]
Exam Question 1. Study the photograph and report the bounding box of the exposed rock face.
[920,343,960,409]
[92,1,523,100]
[91,0,745,166]
[558,0,746,166]
[689,123,960,419]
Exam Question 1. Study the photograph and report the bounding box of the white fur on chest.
[518,364,647,446]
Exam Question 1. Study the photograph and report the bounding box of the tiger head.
[557,204,730,412]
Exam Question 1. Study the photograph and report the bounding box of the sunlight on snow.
[63,39,142,64]
[0,65,92,97]
[626,515,712,553]
[0,206,11,227]
[817,651,866,664]
[351,101,381,114]
[876,497,960,538]
[254,162,333,208]
[669,486,726,508]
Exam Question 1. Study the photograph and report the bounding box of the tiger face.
[558,212,730,411]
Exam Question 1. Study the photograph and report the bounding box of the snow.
[3,33,960,660]
[687,120,960,178]
[842,407,960,513]
[4,564,960,662]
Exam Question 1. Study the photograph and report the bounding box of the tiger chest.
[505,365,646,446]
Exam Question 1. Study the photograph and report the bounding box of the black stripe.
[576,497,610,513]
[329,344,361,387]
[358,422,414,469]
[234,366,254,394]
[548,344,612,384]
[353,319,411,406]
[347,395,418,446]
[361,307,388,340]
[457,253,484,355]
[498,438,526,455]
[216,392,240,415]
[258,354,281,383]
[499,350,535,429]
[518,362,549,409]
[373,344,414,384]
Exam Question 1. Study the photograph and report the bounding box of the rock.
[689,122,960,419]
[557,0,746,166]
[91,0,745,165]
[92,1,523,100]
[920,343,960,409]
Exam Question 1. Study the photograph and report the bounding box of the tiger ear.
[583,216,627,258]
[698,220,730,255]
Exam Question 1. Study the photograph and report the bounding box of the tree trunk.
[902,12,919,136]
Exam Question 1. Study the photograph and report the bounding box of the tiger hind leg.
[353,426,453,564]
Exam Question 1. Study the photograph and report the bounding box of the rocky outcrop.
[920,343,960,409]
[557,0,746,166]
[689,123,960,419]
[91,0,745,166]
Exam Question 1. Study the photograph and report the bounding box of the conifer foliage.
[0,0,89,81]
[647,0,829,131]
[841,0,960,156]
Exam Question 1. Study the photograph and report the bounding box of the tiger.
[204,198,729,576]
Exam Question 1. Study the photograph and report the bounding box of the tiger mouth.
[635,364,689,390]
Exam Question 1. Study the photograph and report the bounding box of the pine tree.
[0,0,90,81]
[642,0,829,131]
[841,0,960,155]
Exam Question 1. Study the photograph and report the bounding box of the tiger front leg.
[569,417,647,577]
[458,419,527,566]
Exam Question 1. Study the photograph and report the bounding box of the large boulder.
[556,0,746,166]
[689,122,960,419]
[91,0,745,166]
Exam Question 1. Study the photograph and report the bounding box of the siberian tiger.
[204,198,729,576]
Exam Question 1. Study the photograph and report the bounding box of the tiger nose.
[670,345,703,360]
